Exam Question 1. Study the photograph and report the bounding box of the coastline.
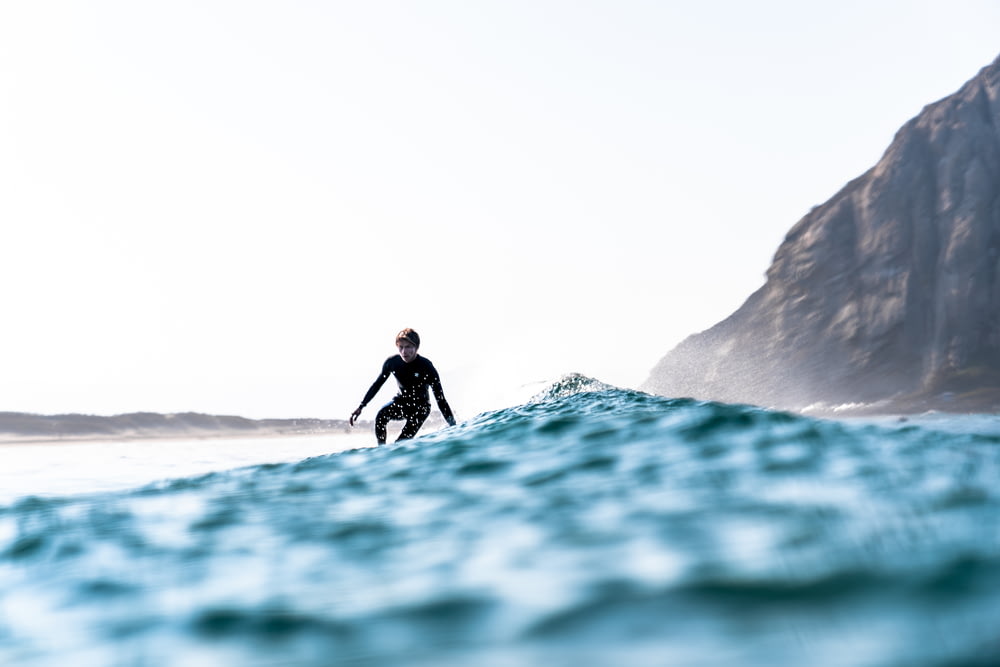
[799,388,1000,419]
[0,411,359,446]
[0,410,453,446]
[5,394,995,447]
[0,426,365,446]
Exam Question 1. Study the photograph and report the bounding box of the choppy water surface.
[3,376,1000,666]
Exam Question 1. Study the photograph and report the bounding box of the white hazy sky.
[1,1,998,420]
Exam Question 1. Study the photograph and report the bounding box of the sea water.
[2,375,999,666]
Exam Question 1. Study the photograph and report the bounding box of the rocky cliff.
[643,53,1000,414]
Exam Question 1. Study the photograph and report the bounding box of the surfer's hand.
[349,407,362,427]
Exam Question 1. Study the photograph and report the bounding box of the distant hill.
[644,53,1000,415]
[0,411,353,443]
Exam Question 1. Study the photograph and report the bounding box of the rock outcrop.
[643,53,1000,414]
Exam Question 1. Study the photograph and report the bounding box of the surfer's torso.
[361,355,451,410]
[381,355,439,404]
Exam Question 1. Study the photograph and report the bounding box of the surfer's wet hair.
[396,328,420,348]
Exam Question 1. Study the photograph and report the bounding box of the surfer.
[350,328,457,444]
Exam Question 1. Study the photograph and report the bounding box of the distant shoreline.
[0,410,457,446]
[798,389,1000,419]
[4,395,992,448]
[0,411,360,446]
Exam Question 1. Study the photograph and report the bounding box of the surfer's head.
[396,328,420,349]
[396,328,420,363]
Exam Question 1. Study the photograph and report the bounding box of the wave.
[2,375,1000,665]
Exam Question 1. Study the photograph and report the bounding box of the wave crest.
[528,373,620,404]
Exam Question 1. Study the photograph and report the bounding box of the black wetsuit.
[359,355,456,444]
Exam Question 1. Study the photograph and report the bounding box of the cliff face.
[643,53,1000,413]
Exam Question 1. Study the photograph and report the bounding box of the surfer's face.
[397,340,418,363]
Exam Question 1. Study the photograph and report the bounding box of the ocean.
[2,375,999,666]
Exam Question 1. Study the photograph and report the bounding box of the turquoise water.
[3,375,1000,666]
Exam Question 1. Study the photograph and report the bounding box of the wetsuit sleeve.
[430,369,457,426]
[359,359,392,408]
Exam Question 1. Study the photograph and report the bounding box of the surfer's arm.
[351,360,392,426]
[431,376,457,427]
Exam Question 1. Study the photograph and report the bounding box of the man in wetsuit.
[349,328,457,444]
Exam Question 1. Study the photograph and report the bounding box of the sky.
[1,1,999,420]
